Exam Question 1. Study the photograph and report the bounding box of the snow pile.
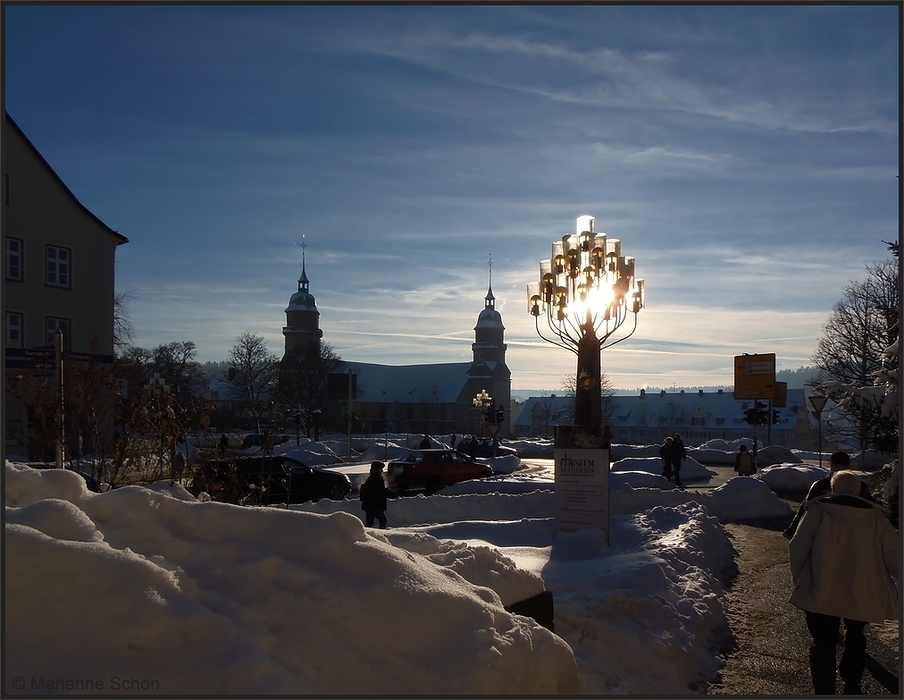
[5,462,579,695]
[272,439,344,466]
[7,452,809,695]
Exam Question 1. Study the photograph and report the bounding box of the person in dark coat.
[783,451,873,539]
[419,434,431,449]
[359,461,396,529]
[671,433,687,487]
[734,444,755,475]
[659,436,675,482]
[469,435,479,461]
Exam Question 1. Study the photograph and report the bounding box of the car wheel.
[425,477,442,495]
[328,483,347,500]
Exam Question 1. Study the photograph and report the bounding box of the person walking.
[783,451,871,539]
[671,433,687,487]
[734,444,755,476]
[788,470,899,695]
[659,436,675,482]
[359,461,397,529]
[419,434,431,449]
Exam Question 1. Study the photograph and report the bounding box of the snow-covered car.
[386,449,493,494]
[456,437,517,458]
[190,456,350,505]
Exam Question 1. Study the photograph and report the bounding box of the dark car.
[456,437,517,459]
[386,449,493,494]
[191,455,350,505]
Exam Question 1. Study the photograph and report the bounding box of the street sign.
[733,353,776,400]
[808,395,828,416]
[773,381,788,408]
[487,423,501,439]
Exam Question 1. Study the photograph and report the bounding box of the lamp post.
[527,215,644,430]
[473,389,492,437]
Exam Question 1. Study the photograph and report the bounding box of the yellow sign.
[733,353,776,399]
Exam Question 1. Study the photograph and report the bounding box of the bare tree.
[113,290,135,355]
[561,371,616,425]
[811,254,899,453]
[223,332,280,433]
[277,342,343,435]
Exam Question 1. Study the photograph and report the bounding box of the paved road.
[703,499,900,696]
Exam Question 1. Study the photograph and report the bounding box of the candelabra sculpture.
[527,215,644,429]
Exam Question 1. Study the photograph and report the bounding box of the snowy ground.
[4,439,895,695]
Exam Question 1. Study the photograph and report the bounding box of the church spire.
[298,236,309,292]
[485,253,495,308]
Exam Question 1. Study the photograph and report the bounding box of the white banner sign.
[554,448,609,539]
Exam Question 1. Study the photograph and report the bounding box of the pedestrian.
[218,432,229,454]
[659,436,675,482]
[173,435,187,485]
[671,433,687,487]
[359,461,397,529]
[783,451,871,539]
[788,470,899,695]
[734,444,755,476]
[419,434,431,449]
[469,435,479,461]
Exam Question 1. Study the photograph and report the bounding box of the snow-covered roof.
[345,361,472,403]
[515,389,807,430]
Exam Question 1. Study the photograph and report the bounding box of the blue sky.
[4,4,899,391]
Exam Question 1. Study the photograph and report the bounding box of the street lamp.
[473,389,492,436]
[527,215,644,429]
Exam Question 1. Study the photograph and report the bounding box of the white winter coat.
[789,495,899,623]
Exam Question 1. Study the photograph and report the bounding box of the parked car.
[190,455,350,505]
[456,437,517,459]
[386,449,494,494]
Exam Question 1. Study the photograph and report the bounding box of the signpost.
[808,395,829,468]
[553,426,611,542]
[733,353,776,400]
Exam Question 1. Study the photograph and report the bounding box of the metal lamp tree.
[527,215,644,430]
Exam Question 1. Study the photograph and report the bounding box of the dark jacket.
[672,438,686,464]
[783,474,872,539]
[359,474,395,513]
[659,442,675,464]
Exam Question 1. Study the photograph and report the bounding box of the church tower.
[282,240,323,365]
[459,256,512,435]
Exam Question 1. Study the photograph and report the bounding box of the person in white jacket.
[789,470,899,694]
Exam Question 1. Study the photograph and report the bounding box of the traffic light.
[772,410,780,425]
[484,404,495,423]
[744,408,759,425]
[495,405,505,423]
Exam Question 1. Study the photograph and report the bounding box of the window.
[45,317,70,348]
[5,312,23,348]
[5,237,22,280]
[46,245,70,287]
[691,416,705,426]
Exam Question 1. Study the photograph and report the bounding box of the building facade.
[3,113,128,457]
[279,257,512,439]
[515,387,819,449]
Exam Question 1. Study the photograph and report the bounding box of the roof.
[515,389,807,430]
[4,112,128,246]
[344,361,472,403]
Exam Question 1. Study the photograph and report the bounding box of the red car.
[386,449,494,494]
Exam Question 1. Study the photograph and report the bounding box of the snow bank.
[5,463,580,695]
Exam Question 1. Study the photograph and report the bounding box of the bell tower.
[282,238,323,364]
[458,255,511,435]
